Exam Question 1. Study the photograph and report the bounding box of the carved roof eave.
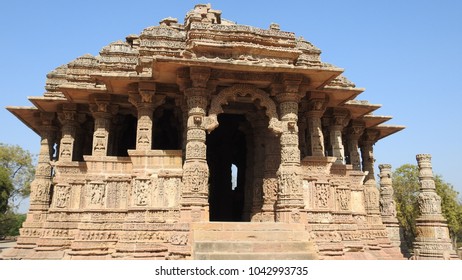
[374,125,406,140]
[59,83,107,104]
[343,101,381,119]
[152,57,344,90]
[361,114,393,128]
[322,87,364,107]
[6,106,41,135]
[28,96,68,112]
[90,73,152,94]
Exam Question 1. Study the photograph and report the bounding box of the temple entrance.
[207,114,251,221]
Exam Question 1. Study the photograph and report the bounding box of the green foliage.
[392,164,420,247]
[434,176,462,245]
[392,164,462,248]
[0,167,14,213]
[0,143,35,211]
[0,212,26,237]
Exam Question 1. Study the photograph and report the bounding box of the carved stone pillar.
[90,95,118,156]
[413,154,459,260]
[274,76,305,223]
[306,98,327,157]
[29,113,56,211]
[248,111,266,221]
[330,109,349,164]
[180,67,211,222]
[379,164,409,256]
[58,104,78,162]
[347,121,364,170]
[129,83,165,151]
[14,113,57,250]
[261,129,281,222]
[360,129,381,222]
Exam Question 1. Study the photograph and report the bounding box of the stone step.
[195,252,317,260]
[194,241,316,253]
[192,222,319,260]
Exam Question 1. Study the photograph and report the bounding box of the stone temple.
[5,4,420,260]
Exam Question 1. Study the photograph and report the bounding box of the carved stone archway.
[204,84,282,134]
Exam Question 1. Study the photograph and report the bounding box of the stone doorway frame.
[203,84,282,221]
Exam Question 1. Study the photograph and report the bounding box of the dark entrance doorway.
[207,114,249,221]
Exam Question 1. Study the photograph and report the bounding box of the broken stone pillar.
[413,154,459,260]
[379,164,409,257]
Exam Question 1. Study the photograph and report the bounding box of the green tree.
[0,143,35,211]
[392,164,462,249]
[0,166,14,213]
[392,164,420,248]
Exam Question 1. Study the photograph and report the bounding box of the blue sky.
[1,0,461,210]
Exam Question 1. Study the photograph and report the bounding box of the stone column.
[306,98,327,157]
[360,129,381,223]
[260,129,281,222]
[90,95,118,156]
[58,104,78,162]
[12,113,57,250]
[413,154,458,260]
[129,83,165,151]
[274,76,305,223]
[379,164,409,256]
[248,111,266,221]
[347,121,364,170]
[180,67,211,222]
[330,109,349,164]
[29,113,57,211]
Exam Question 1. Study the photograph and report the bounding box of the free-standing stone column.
[347,121,364,170]
[379,164,409,256]
[90,95,118,156]
[330,109,349,164]
[360,129,381,223]
[413,154,459,260]
[180,67,211,222]
[274,76,305,223]
[306,97,327,157]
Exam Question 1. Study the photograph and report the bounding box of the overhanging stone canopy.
[5,4,410,260]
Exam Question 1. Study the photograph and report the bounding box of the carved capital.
[307,98,327,117]
[190,67,211,88]
[348,121,365,140]
[331,108,350,128]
